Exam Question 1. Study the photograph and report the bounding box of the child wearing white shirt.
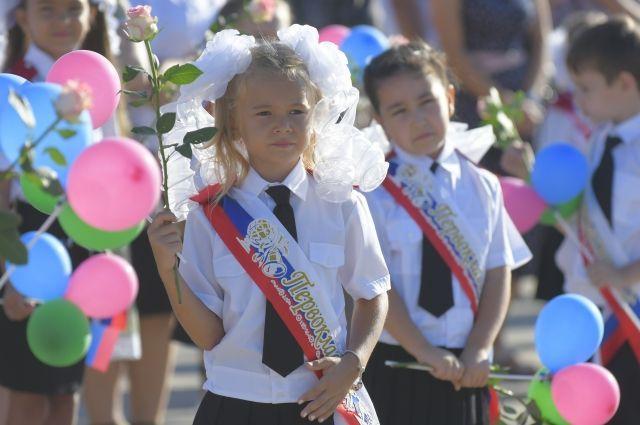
[360,41,532,425]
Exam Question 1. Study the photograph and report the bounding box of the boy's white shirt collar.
[24,43,55,80]
[610,111,640,145]
[239,158,309,201]
[393,139,460,179]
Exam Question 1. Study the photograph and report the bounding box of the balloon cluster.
[500,143,589,234]
[319,24,390,84]
[528,294,620,425]
[1,51,161,367]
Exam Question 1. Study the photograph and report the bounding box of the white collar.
[393,140,460,178]
[24,44,55,81]
[240,159,309,201]
[610,111,640,145]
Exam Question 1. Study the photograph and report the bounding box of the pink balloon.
[65,254,138,319]
[499,176,547,234]
[551,363,620,425]
[67,137,161,231]
[319,25,351,46]
[47,50,120,129]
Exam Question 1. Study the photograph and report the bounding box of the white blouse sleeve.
[338,192,391,300]
[178,207,224,316]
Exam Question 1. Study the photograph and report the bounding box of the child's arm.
[385,287,464,384]
[457,265,511,388]
[587,259,640,290]
[148,211,224,351]
[299,292,388,423]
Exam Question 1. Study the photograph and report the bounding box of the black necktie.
[418,162,454,317]
[591,136,622,225]
[262,185,304,376]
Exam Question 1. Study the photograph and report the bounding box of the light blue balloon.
[534,294,604,372]
[0,74,28,157]
[531,143,589,206]
[6,232,72,301]
[0,73,27,103]
[339,25,390,84]
[0,82,92,186]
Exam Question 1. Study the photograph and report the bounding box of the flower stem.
[144,40,182,304]
[1,117,63,177]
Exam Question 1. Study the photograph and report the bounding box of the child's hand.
[2,283,35,321]
[418,346,465,386]
[499,140,534,180]
[587,260,629,289]
[298,354,361,423]
[457,347,491,388]
[147,210,183,275]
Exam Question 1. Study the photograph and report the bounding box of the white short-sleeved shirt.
[558,113,640,305]
[178,160,391,403]
[364,143,532,349]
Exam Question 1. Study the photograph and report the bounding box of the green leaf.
[0,210,22,231]
[57,129,77,139]
[175,143,192,159]
[123,65,147,83]
[163,63,203,85]
[131,126,157,136]
[119,89,149,99]
[44,147,67,166]
[156,112,176,134]
[8,89,35,128]
[502,405,517,416]
[183,127,217,145]
[128,99,149,108]
[0,230,28,265]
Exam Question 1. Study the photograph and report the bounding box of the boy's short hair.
[363,40,451,113]
[566,15,640,86]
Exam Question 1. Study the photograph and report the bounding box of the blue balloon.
[0,82,92,186]
[534,294,604,372]
[531,143,589,205]
[7,232,72,301]
[339,25,389,83]
[0,73,27,104]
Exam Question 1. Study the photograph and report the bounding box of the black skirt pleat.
[193,392,335,425]
[362,342,489,425]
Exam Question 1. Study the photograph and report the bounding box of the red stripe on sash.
[381,176,479,315]
[577,227,640,363]
[194,189,360,424]
[601,327,626,366]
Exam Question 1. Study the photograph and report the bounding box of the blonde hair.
[204,42,321,202]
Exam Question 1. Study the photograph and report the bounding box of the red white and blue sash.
[192,185,378,425]
[382,154,482,313]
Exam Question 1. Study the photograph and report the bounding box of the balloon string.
[0,201,65,292]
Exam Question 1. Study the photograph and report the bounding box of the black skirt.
[0,202,89,394]
[362,342,490,425]
[606,342,640,425]
[193,391,335,425]
[131,231,173,316]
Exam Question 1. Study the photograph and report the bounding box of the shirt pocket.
[309,242,345,269]
[385,219,422,250]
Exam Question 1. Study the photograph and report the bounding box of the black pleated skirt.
[606,342,640,425]
[362,342,489,425]
[193,391,335,425]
